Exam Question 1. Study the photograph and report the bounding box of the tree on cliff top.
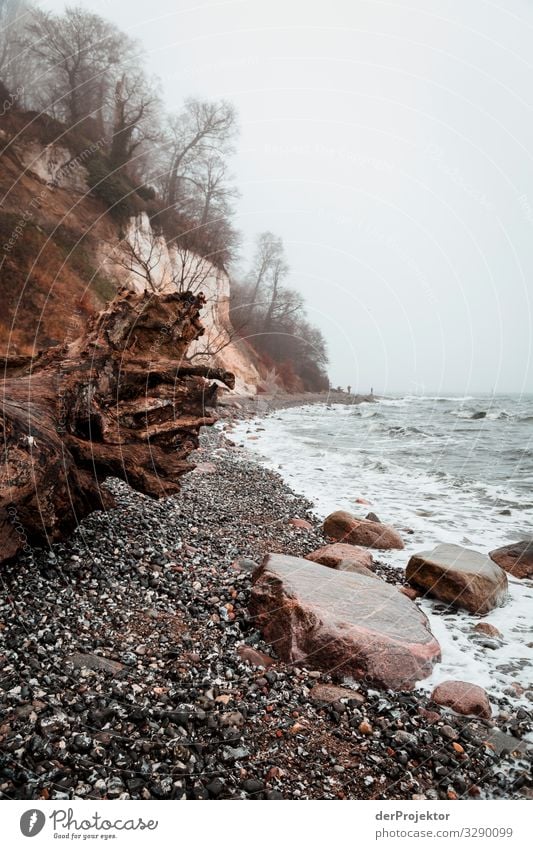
[230,232,329,392]
[22,5,137,134]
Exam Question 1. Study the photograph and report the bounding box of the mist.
[44,0,533,395]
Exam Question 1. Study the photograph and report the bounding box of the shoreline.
[217,389,376,418]
[1,428,531,800]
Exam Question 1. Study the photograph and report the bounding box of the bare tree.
[229,230,329,390]
[108,220,239,363]
[184,153,238,227]
[22,6,137,131]
[0,0,34,101]
[244,231,286,318]
[170,240,217,294]
[109,70,161,170]
[110,223,169,293]
[162,98,236,208]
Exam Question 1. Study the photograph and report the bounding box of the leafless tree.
[22,6,138,132]
[110,224,168,293]
[183,153,238,227]
[244,231,287,319]
[162,98,236,208]
[109,70,161,170]
[0,0,34,102]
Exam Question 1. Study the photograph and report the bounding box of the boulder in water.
[489,540,533,580]
[250,553,441,691]
[406,543,508,614]
[323,510,404,550]
[472,622,502,638]
[430,680,492,719]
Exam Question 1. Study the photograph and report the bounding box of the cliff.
[0,109,259,393]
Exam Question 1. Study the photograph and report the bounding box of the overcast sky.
[44,0,533,395]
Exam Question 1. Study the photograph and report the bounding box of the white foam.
[232,399,533,706]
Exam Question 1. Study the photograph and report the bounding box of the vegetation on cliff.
[0,1,329,390]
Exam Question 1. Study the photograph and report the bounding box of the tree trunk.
[0,288,234,564]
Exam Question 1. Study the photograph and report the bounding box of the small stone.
[243,778,264,794]
[220,711,244,728]
[473,622,502,638]
[358,720,373,735]
[393,730,416,746]
[205,778,224,798]
[288,518,313,530]
[440,725,458,741]
[237,645,274,668]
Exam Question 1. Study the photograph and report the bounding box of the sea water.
[231,395,533,706]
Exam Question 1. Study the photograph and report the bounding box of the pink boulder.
[489,540,533,580]
[250,553,440,691]
[323,510,404,550]
[305,542,373,573]
[431,680,492,719]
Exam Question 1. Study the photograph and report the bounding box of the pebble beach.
[1,419,531,801]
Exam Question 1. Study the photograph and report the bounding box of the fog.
[44,0,533,395]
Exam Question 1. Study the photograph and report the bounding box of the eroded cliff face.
[100,212,260,395]
[0,127,259,394]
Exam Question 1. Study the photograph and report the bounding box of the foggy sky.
[44,0,533,395]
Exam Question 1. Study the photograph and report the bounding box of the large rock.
[250,553,441,691]
[323,510,404,550]
[430,680,492,719]
[406,543,508,614]
[305,542,374,573]
[489,540,533,580]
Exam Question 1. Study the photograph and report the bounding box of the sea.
[230,394,533,708]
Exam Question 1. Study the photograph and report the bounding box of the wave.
[387,425,429,438]
[449,408,512,420]
[421,395,476,402]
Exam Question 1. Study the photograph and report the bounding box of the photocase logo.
[20,809,46,837]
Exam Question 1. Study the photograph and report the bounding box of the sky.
[43,0,533,395]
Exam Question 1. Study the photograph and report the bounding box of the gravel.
[0,427,531,800]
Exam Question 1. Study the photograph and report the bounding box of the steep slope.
[0,108,259,392]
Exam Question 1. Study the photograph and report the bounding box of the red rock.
[250,553,441,691]
[418,707,441,724]
[289,518,313,530]
[489,540,533,579]
[356,497,371,505]
[309,683,365,705]
[400,587,420,600]
[323,510,404,550]
[305,542,373,572]
[406,543,508,614]
[193,462,217,474]
[473,622,502,638]
[358,720,373,735]
[237,645,274,668]
[266,766,284,780]
[430,680,492,719]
